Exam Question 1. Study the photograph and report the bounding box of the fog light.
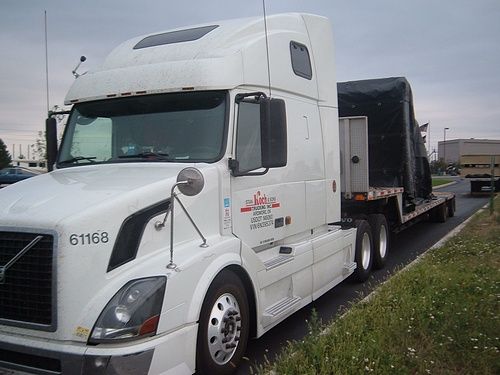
[94,356,109,369]
[82,355,110,374]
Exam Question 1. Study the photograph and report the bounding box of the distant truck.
[461,154,500,194]
[0,13,454,374]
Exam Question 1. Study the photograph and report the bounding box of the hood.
[0,163,198,229]
[0,162,222,341]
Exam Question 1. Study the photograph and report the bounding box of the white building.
[438,138,500,164]
[11,158,47,172]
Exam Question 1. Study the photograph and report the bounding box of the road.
[236,177,489,374]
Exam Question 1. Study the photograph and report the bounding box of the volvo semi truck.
[0,13,454,374]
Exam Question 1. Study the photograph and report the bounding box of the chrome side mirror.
[176,167,205,196]
[155,167,208,270]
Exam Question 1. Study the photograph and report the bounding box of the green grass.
[432,178,453,187]
[257,199,500,375]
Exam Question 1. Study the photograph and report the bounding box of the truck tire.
[447,198,456,217]
[433,203,448,223]
[353,220,373,282]
[368,214,390,269]
[196,269,249,375]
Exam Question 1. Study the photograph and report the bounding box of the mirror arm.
[158,180,208,270]
[154,206,171,230]
[229,158,269,177]
[235,91,267,103]
[155,181,184,231]
[173,192,208,248]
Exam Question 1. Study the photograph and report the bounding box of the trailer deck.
[343,187,456,226]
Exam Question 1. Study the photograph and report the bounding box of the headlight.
[89,276,166,344]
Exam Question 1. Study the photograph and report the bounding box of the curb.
[433,181,457,190]
[361,202,488,305]
[428,206,484,250]
[267,202,491,371]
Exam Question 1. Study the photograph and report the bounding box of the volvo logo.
[0,235,43,284]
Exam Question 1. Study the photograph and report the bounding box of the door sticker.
[240,191,280,231]
[223,197,232,230]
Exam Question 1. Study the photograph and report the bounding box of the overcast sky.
[1,0,499,159]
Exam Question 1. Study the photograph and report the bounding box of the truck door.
[229,92,329,323]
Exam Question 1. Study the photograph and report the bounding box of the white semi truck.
[0,13,454,374]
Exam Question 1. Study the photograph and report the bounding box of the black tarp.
[337,77,432,207]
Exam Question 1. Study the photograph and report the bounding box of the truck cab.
[0,13,360,374]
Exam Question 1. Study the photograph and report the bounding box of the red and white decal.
[240,191,280,230]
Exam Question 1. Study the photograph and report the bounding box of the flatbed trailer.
[338,115,456,275]
[342,186,455,229]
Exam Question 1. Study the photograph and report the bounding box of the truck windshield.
[58,91,227,167]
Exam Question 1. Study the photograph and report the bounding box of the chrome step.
[263,255,293,270]
[263,296,301,319]
[343,261,357,276]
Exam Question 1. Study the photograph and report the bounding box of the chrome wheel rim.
[207,293,242,365]
[379,224,388,259]
[362,232,371,269]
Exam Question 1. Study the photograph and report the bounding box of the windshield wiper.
[58,156,97,165]
[118,152,170,161]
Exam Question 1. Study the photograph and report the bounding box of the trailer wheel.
[447,198,456,217]
[434,203,448,223]
[196,270,249,375]
[368,214,390,269]
[353,220,373,282]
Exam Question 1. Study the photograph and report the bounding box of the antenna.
[262,0,272,97]
[44,10,49,116]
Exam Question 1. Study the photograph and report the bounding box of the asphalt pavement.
[236,177,489,374]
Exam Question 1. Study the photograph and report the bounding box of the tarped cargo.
[337,77,432,206]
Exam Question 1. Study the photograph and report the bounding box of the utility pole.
[428,121,431,159]
[490,155,495,216]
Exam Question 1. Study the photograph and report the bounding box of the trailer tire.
[196,270,249,375]
[434,203,448,223]
[447,198,456,217]
[368,214,390,269]
[353,220,373,282]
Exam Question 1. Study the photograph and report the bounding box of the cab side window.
[290,41,312,80]
[235,101,261,173]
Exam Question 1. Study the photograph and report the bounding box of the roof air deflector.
[133,25,219,49]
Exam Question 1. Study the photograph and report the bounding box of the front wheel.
[196,270,249,375]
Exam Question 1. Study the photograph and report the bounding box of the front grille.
[0,231,54,328]
[0,348,61,373]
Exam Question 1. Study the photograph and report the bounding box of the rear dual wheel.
[447,198,456,217]
[432,203,448,223]
[368,214,390,269]
[354,215,390,282]
[354,220,373,282]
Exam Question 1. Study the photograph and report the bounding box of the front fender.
[185,241,242,323]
